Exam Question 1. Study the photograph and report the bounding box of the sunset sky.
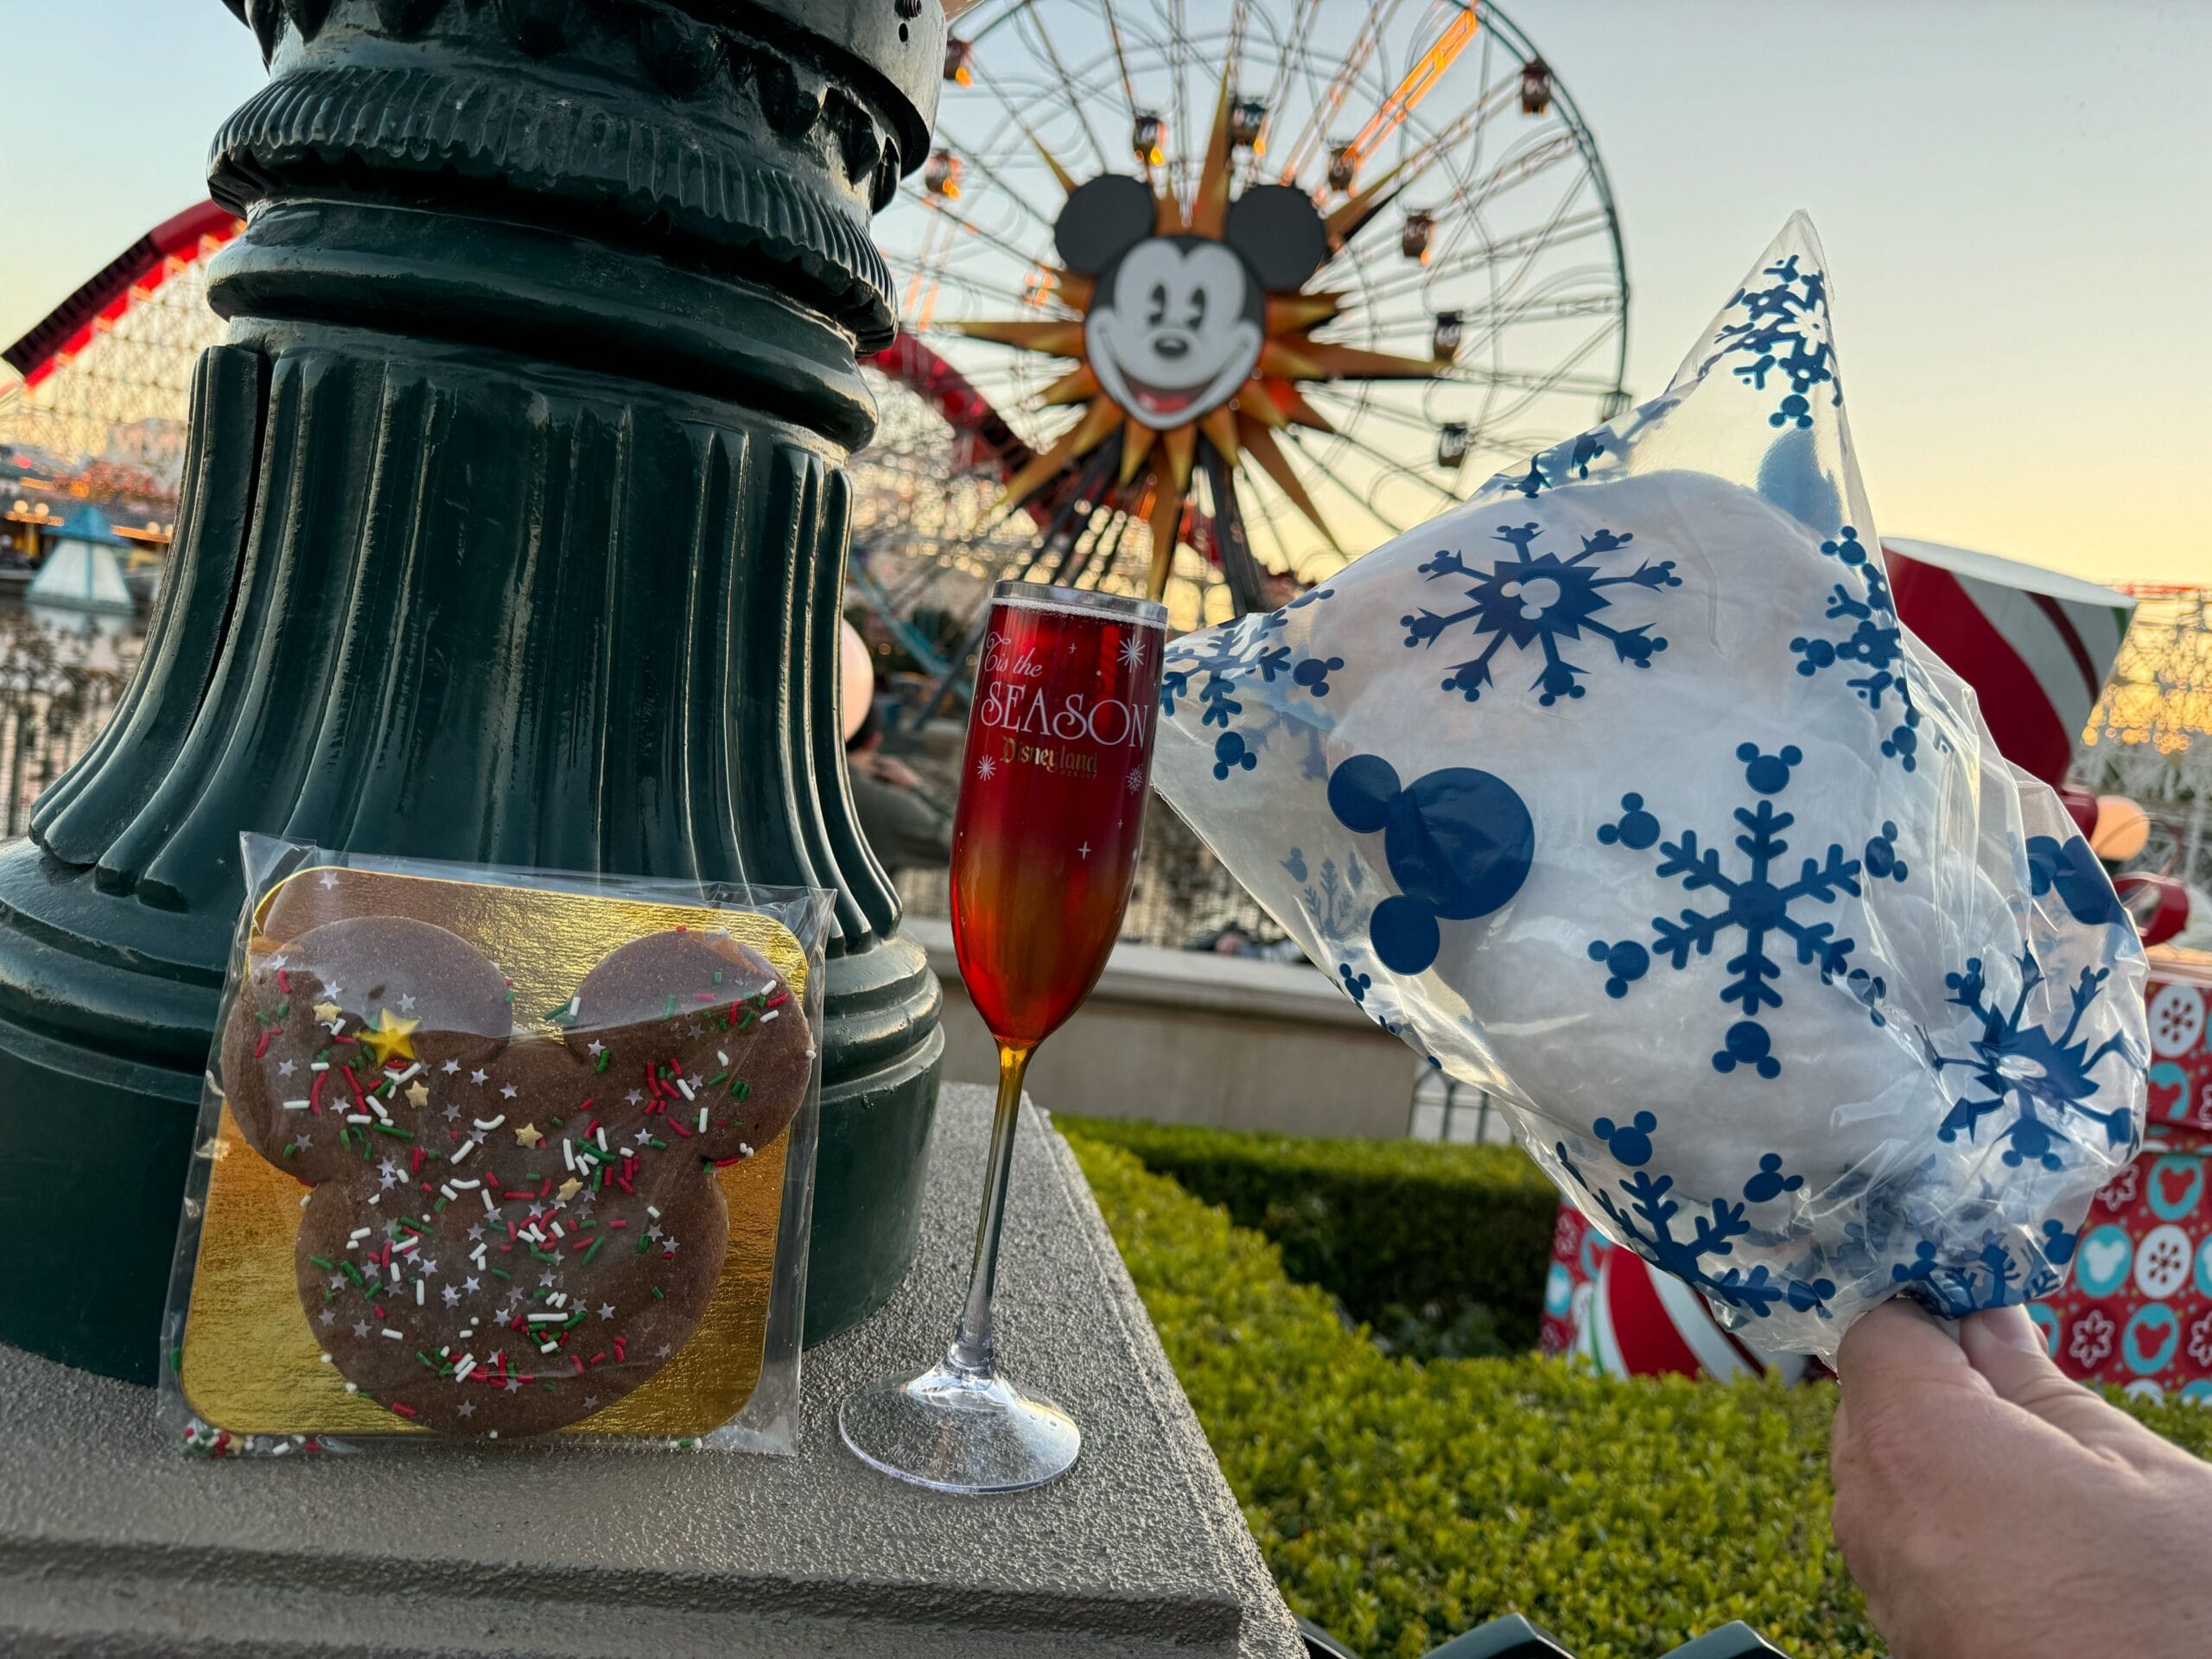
[6,1,2205,587]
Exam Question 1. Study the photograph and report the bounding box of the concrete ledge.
[908,916,1417,1138]
[0,1085,1303,1658]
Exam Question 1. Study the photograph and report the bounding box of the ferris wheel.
[849,0,1632,676]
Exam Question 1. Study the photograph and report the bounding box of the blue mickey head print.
[2026,834,2129,929]
[1326,754,1534,975]
[2123,1305,2182,1377]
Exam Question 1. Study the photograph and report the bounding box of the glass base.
[838,1359,1081,1494]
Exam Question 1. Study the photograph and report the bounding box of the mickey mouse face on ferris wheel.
[1054,175,1331,433]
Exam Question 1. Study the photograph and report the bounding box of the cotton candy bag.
[1151,215,2146,1357]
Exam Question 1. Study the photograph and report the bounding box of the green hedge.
[1071,1134,2212,1659]
[1057,1116,1560,1356]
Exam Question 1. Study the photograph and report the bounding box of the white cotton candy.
[1153,214,2146,1358]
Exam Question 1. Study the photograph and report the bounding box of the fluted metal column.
[0,0,946,1382]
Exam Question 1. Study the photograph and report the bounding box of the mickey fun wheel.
[852,0,1630,652]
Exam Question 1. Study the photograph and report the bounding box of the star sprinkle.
[470,1069,488,1085]
[277,1058,296,1077]
[463,1275,480,1292]
[457,1400,474,1418]
[313,1000,341,1025]
[500,1084,518,1101]
[405,1080,430,1110]
[352,1320,370,1338]
[556,1177,583,1201]
[442,1285,461,1306]
[598,1303,615,1320]
[319,871,338,889]
[358,1007,421,1067]
[513,1122,543,1147]
[442,1059,460,1075]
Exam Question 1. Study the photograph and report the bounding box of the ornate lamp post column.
[0,0,947,1382]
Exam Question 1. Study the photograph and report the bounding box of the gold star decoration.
[404,1081,430,1110]
[312,1000,341,1025]
[357,1007,421,1068]
[556,1177,583,1202]
[513,1122,543,1148]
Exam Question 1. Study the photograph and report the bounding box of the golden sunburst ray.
[1036,364,1100,405]
[951,318,1087,354]
[985,396,1123,525]
[1264,293,1346,334]
[1236,414,1344,555]
[1269,381,1338,433]
[1191,67,1236,240]
[1323,166,1406,249]
[1198,405,1241,467]
[1007,109,1082,197]
[1160,423,1198,494]
[1120,420,1158,485]
[1147,479,1186,599]
[1259,339,1440,381]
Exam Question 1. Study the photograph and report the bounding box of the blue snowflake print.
[1400,522,1680,706]
[1925,948,2140,1171]
[1787,527,1923,772]
[1698,251,1837,429]
[1891,1229,2070,1318]
[1588,742,1908,1079]
[1554,1113,1836,1322]
[1281,845,1369,944]
[1160,588,1338,781]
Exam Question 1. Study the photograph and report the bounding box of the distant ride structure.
[851,0,1634,689]
[0,201,239,573]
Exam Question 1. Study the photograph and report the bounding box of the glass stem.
[946,1040,1034,1375]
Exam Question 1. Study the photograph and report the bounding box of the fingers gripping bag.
[1151,216,2147,1358]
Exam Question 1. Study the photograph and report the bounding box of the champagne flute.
[839,581,1166,1492]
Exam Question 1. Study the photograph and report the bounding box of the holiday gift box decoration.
[1153,216,2147,1358]
[2037,949,2212,1401]
[162,837,832,1453]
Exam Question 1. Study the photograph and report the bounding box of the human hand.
[868,754,924,790]
[1831,1300,2212,1659]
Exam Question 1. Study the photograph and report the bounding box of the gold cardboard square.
[179,866,809,1438]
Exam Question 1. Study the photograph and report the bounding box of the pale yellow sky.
[4,1,2207,588]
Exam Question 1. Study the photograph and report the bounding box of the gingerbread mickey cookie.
[221,916,812,1437]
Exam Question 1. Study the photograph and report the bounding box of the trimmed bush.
[1058,1115,1560,1354]
[1071,1134,2212,1659]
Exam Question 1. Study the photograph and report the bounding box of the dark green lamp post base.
[0,0,954,1384]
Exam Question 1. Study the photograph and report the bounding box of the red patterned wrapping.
[2032,949,2212,1401]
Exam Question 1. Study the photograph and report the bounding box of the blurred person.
[845,701,951,875]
